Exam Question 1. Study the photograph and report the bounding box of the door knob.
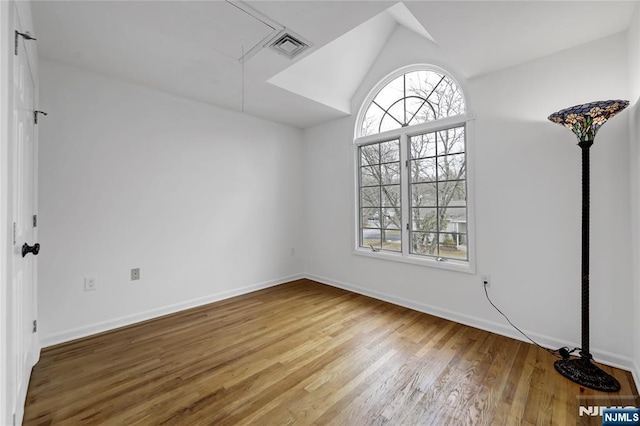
[22,243,40,258]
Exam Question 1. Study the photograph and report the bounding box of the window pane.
[410,158,436,183]
[436,127,465,155]
[360,187,380,207]
[385,101,405,127]
[410,133,436,159]
[438,181,466,206]
[412,208,438,232]
[438,233,468,260]
[381,229,401,252]
[361,166,381,186]
[373,75,405,111]
[362,228,381,249]
[361,208,380,228]
[429,76,465,120]
[411,232,438,256]
[411,183,437,207]
[405,96,425,124]
[381,163,400,185]
[382,185,400,207]
[380,113,403,134]
[407,71,444,105]
[382,208,401,229]
[442,207,467,224]
[362,104,384,137]
[408,102,436,126]
[361,144,379,166]
[380,141,400,163]
[434,77,466,119]
[405,71,426,95]
[437,153,466,181]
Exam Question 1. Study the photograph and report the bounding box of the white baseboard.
[633,361,640,393]
[304,273,636,374]
[40,273,304,348]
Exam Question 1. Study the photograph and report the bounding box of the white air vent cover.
[268,31,310,59]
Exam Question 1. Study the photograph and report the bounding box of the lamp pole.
[578,139,592,364]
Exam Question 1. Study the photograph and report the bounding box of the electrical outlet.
[481,274,491,288]
[84,277,97,291]
[131,268,140,281]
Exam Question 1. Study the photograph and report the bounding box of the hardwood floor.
[24,279,637,425]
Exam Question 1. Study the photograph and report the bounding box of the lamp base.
[554,358,620,392]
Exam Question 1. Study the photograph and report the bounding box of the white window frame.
[353,66,476,274]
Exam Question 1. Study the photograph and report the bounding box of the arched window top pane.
[360,69,466,137]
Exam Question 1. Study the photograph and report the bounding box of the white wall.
[628,1,640,387]
[38,59,304,346]
[305,27,634,368]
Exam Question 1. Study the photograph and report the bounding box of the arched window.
[355,66,473,271]
[359,69,465,137]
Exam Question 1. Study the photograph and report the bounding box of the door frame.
[1,1,40,424]
[1,0,10,422]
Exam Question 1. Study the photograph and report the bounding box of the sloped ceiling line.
[266,2,434,114]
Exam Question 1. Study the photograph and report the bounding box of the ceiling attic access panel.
[168,1,277,61]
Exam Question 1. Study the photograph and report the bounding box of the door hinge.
[33,214,38,228]
[13,222,17,244]
[34,110,48,124]
[33,320,37,333]
[14,30,37,56]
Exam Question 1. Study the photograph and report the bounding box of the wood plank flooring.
[24,279,638,425]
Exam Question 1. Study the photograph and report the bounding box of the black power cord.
[483,282,578,360]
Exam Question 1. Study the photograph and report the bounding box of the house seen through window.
[356,66,471,266]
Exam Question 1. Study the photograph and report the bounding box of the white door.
[9,4,39,423]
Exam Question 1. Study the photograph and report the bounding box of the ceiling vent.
[268,31,311,59]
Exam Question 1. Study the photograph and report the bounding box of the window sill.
[352,248,475,274]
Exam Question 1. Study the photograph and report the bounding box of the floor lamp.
[548,100,628,392]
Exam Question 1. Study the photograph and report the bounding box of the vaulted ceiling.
[31,1,635,128]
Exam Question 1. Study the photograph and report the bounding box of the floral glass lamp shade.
[548,100,629,143]
[547,99,628,392]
